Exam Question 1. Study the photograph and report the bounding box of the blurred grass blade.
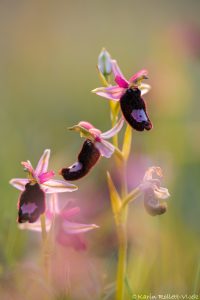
[102,282,115,300]
[107,172,121,223]
[122,124,132,161]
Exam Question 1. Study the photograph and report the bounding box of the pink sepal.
[101,117,124,140]
[93,86,124,101]
[78,121,94,130]
[35,149,50,176]
[9,178,29,191]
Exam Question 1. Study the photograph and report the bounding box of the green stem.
[116,160,128,300]
[121,187,142,211]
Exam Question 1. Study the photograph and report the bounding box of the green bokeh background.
[0,0,200,298]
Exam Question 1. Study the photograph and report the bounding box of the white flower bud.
[98,48,112,77]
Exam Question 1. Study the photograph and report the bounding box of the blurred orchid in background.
[60,117,124,181]
[140,166,170,216]
[9,149,77,223]
[19,194,99,251]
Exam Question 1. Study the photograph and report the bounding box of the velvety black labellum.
[60,139,100,181]
[120,88,152,131]
[18,182,45,223]
[144,188,167,216]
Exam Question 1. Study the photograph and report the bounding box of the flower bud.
[98,48,112,77]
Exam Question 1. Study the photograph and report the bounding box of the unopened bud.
[98,48,112,77]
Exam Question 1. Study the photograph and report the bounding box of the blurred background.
[0,0,200,299]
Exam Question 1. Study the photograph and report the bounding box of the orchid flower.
[19,194,99,251]
[60,117,124,181]
[92,59,152,131]
[140,166,170,216]
[10,149,77,223]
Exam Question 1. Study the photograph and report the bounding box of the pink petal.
[9,178,29,191]
[92,86,124,101]
[115,75,129,88]
[60,207,81,220]
[129,69,148,83]
[95,140,115,158]
[56,230,87,251]
[78,121,94,130]
[35,149,50,176]
[41,179,78,193]
[101,117,124,139]
[112,59,128,83]
[62,220,99,234]
[38,170,55,184]
[89,128,102,141]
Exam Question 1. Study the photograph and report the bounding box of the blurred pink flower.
[10,149,77,223]
[19,194,99,251]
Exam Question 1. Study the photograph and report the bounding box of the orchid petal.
[92,86,124,101]
[78,121,94,130]
[41,179,78,193]
[60,207,81,220]
[21,161,34,175]
[115,75,129,88]
[154,187,170,200]
[101,117,124,140]
[62,220,99,234]
[35,149,50,176]
[9,178,29,191]
[143,166,163,182]
[38,170,55,184]
[112,59,128,83]
[129,69,148,83]
[139,83,151,96]
[95,140,115,158]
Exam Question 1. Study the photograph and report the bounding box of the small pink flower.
[93,59,152,131]
[60,118,124,181]
[10,149,77,223]
[19,194,98,251]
